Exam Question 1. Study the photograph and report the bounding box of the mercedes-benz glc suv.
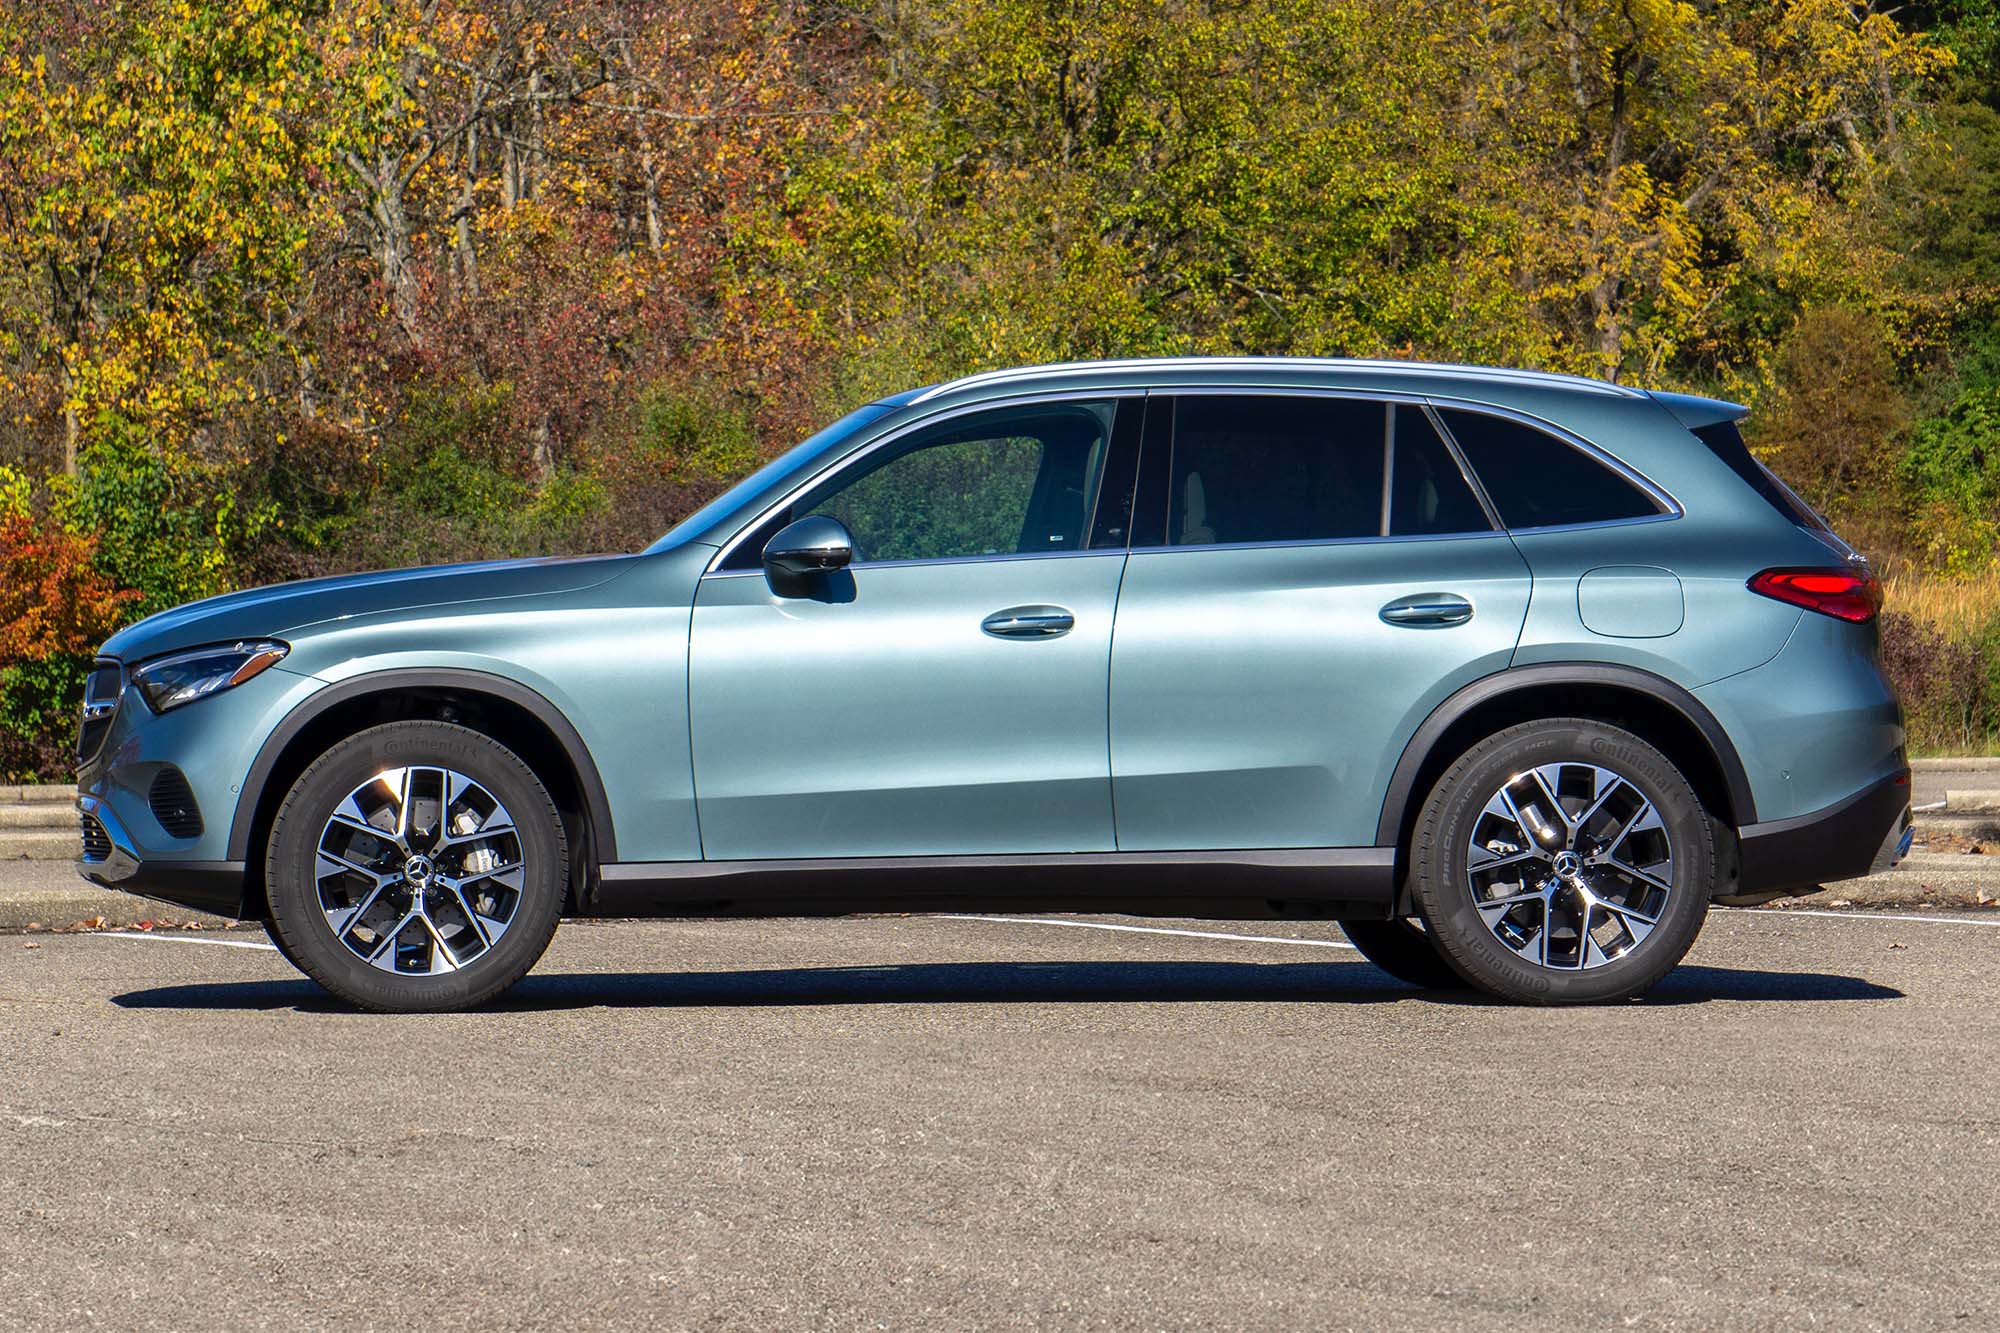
[76,358,1911,1009]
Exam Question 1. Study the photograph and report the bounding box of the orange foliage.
[0,514,139,663]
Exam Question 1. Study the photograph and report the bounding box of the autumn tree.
[0,0,328,473]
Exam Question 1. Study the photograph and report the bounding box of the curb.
[0,885,236,932]
[0,785,77,803]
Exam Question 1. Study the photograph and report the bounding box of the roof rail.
[908,356,1647,404]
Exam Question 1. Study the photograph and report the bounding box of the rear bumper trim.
[1735,769,1911,895]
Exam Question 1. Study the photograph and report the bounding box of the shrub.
[0,512,139,780]
[632,381,760,482]
[1902,387,2000,574]
[53,427,269,614]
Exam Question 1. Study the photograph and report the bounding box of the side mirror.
[763,515,854,579]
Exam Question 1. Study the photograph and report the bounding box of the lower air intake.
[80,811,113,862]
[149,768,205,840]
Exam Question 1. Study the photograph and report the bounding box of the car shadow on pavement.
[110,958,1903,1012]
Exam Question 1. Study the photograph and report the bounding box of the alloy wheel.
[314,766,525,975]
[1464,762,1674,971]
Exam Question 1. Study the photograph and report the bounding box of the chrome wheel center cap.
[403,854,436,887]
[1552,850,1583,879]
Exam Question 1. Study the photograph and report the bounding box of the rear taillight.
[1747,567,1881,623]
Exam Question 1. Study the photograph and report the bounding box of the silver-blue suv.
[75,358,1911,1009]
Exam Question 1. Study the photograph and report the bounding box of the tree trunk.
[61,379,78,476]
[372,152,424,346]
[455,124,481,298]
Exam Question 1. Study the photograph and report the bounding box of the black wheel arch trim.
[226,668,618,864]
[1373,662,1758,848]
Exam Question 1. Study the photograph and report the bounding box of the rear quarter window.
[1438,408,1664,530]
[1688,419,1830,532]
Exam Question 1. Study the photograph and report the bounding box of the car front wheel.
[1409,718,1715,1004]
[265,721,567,1012]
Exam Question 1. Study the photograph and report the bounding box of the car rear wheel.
[265,721,567,1012]
[1338,918,1467,990]
[1408,718,1714,1004]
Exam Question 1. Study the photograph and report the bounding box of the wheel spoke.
[1573,769,1626,835]
[1602,896,1661,929]
[366,909,418,963]
[1608,798,1664,856]
[1606,856,1672,893]
[326,811,402,853]
[416,912,460,973]
[326,879,392,940]
[1467,845,1544,874]
[1526,766,1572,841]
[391,768,414,843]
[1475,883,1547,913]
[441,880,495,949]
[1564,899,1593,970]
[1496,783,1541,847]
[316,848,388,883]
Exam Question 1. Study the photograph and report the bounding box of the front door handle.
[982,605,1075,638]
[1379,592,1474,628]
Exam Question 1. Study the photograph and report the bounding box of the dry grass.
[1882,567,2000,633]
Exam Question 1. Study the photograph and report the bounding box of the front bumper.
[76,794,247,918]
[1734,768,1913,896]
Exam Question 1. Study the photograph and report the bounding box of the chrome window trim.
[703,389,1139,577]
[1423,395,1684,527]
[1124,529,1518,558]
[703,548,1128,578]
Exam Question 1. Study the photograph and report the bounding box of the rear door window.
[1439,408,1663,529]
[1166,396,1490,546]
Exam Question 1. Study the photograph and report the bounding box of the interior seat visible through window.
[720,401,1121,569]
[1165,396,1490,546]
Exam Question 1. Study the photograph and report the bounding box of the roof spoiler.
[1649,389,1748,429]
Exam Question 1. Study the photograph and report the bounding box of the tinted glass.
[1165,397,1489,546]
[1388,407,1491,536]
[1169,396,1384,545]
[1691,419,1828,531]
[799,402,1113,564]
[1440,408,1661,528]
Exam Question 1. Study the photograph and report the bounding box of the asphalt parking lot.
[3,908,1996,1330]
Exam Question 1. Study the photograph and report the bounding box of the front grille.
[76,660,123,762]
[148,767,203,840]
[80,811,113,862]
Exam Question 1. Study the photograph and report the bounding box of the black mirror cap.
[763,514,854,578]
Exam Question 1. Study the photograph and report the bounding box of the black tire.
[1338,918,1469,990]
[1409,718,1714,1005]
[261,918,310,972]
[265,721,567,1012]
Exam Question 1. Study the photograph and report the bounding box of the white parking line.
[90,931,279,951]
[1726,908,2000,929]
[937,914,1358,949]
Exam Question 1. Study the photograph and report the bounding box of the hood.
[101,553,641,663]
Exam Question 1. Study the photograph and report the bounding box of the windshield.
[644,402,895,553]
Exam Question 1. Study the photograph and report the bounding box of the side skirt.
[581,847,1398,922]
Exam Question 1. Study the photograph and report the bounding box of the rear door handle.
[1379,593,1474,628]
[982,605,1075,638]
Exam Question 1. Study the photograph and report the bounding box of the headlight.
[131,640,290,714]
